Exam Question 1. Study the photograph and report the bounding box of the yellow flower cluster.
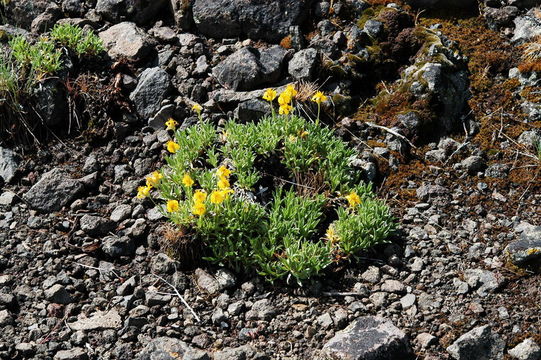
[167,140,180,154]
[137,171,164,199]
[311,91,327,105]
[192,189,207,216]
[165,118,178,131]
[262,84,297,116]
[345,192,361,208]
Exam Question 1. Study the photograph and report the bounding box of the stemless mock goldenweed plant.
[137,111,396,285]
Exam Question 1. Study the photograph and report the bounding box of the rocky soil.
[1,0,541,359]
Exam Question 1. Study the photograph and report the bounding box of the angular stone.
[68,309,122,331]
[45,284,72,304]
[505,226,541,270]
[0,147,20,184]
[99,22,154,61]
[54,348,88,360]
[322,316,412,360]
[508,338,541,360]
[130,67,170,119]
[23,168,84,212]
[194,268,221,295]
[192,0,310,42]
[463,269,504,297]
[135,337,194,360]
[446,325,505,360]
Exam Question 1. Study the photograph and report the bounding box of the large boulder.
[99,22,154,61]
[129,67,170,120]
[23,168,84,212]
[213,46,288,91]
[447,325,505,360]
[192,0,310,43]
[322,316,412,360]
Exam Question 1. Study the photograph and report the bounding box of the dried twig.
[151,273,201,323]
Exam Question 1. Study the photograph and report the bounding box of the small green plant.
[9,35,62,81]
[51,23,104,56]
[139,112,397,285]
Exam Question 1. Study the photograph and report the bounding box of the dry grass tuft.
[160,224,204,269]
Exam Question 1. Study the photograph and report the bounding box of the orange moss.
[280,35,293,49]
[517,61,541,73]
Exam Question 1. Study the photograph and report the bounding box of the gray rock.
[322,316,412,360]
[463,269,504,297]
[400,294,416,310]
[110,204,132,222]
[45,284,72,304]
[193,55,210,76]
[460,156,486,175]
[416,333,437,349]
[361,266,381,284]
[504,226,541,269]
[62,0,86,17]
[30,3,61,33]
[213,46,287,91]
[80,215,115,236]
[317,312,334,329]
[68,309,122,331]
[517,130,541,147]
[117,275,138,296]
[135,337,194,360]
[192,0,310,42]
[416,183,448,201]
[54,348,88,360]
[288,48,319,81]
[246,299,276,321]
[234,99,269,122]
[195,268,221,295]
[215,268,236,289]
[99,22,154,61]
[96,0,167,25]
[151,253,178,274]
[364,20,384,38]
[130,67,170,120]
[0,309,13,326]
[102,236,135,258]
[512,9,541,44]
[23,168,84,212]
[2,0,49,29]
[485,164,510,178]
[484,6,519,30]
[381,280,406,294]
[369,292,387,307]
[14,343,34,357]
[446,325,505,360]
[508,338,541,360]
[0,147,20,184]
[213,345,256,360]
[34,78,67,126]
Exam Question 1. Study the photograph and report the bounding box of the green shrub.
[141,114,396,284]
[50,23,104,56]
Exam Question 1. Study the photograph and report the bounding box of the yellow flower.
[262,88,277,102]
[136,185,152,199]
[210,189,232,204]
[166,141,180,153]
[345,192,361,208]
[182,174,194,187]
[165,118,178,130]
[166,200,179,213]
[299,130,309,138]
[192,103,203,114]
[217,176,230,189]
[311,91,327,105]
[216,165,231,179]
[285,84,298,97]
[192,202,206,216]
[326,225,340,243]
[279,104,293,115]
[193,190,207,203]
[278,91,292,106]
[146,171,163,187]
[288,135,297,143]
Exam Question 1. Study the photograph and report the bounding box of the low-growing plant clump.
[0,24,104,145]
[138,88,396,284]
